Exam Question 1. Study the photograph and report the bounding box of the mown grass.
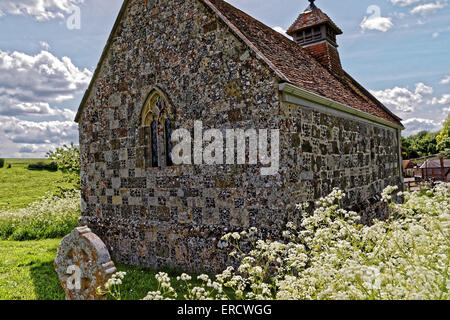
[0,238,202,300]
[0,239,65,300]
[0,159,208,300]
[0,159,75,210]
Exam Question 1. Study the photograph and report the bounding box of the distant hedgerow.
[27,161,58,171]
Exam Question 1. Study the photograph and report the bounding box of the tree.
[436,116,450,156]
[47,143,81,193]
[47,143,80,173]
[402,131,438,159]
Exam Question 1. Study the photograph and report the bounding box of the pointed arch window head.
[141,90,174,168]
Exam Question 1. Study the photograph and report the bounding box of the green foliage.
[0,191,81,241]
[27,161,58,171]
[436,116,450,156]
[47,144,81,193]
[0,158,4,168]
[402,131,439,159]
[436,116,450,145]
[108,184,449,301]
[46,143,80,173]
[439,148,450,158]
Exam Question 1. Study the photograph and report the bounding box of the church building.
[75,0,404,272]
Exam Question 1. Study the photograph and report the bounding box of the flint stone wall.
[78,0,401,273]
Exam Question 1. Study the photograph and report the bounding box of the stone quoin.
[74,0,404,273]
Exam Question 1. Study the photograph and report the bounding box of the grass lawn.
[0,158,202,300]
[0,238,203,300]
[0,159,75,210]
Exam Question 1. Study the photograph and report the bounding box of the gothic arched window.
[141,90,173,168]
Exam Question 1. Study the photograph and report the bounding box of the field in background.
[0,159,167,300]
[0,159,74,209]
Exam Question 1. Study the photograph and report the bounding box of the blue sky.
[0,0,449,158]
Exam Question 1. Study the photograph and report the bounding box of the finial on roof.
[306,0,318,11]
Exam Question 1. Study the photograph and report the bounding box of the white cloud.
[414,82,434,95]
[431,94,450,105]
[0,50,92,104]
[40,41,50,50]
[360,16,394,32]
[0,49,89,156]
[371,83,432,114]
[432,32,440,38]
[272,26,291,39]
[0,115,78,157]
[440,76,450,84]
[0,0,83,21]
[410,1,445,15]
[19,145,38,154]
[391,0,421,6]
[402,118,443,136]
[0,50,91,118]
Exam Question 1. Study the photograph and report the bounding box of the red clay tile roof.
[76,0,403,127]
[203,0,403,127]
[287,7,343,36]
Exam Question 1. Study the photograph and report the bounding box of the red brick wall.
[304,42,343,77]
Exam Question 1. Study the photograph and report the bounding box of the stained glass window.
[141,90,174,169]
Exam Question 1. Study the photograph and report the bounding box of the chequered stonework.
[77,0,402,273]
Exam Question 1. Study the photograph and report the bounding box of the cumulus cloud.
[414,82,434,95]
[431,94,450,105]
[360,6,394,33]
[440,76,450,84]
[272,26,291,39]
[402,118,443,136]
[0,0,84,21]
[391,0,421,6]
[0,115,78,157]
[0,49,91,121]
[410,1,446,15]
[0,49,89,156]
[0,116,78,144]
[19,145,38,154]
[360,16,394,32]
[371,83,433,114]
[0,50,92,105]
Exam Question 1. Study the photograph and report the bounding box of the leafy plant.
[104,184,449,300]
[0,191,81,241]
[0,158,4,168]
[47,143,81,193]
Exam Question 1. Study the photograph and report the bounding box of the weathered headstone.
[54,226,116,300]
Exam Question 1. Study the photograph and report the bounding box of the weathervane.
[308,0,318,10]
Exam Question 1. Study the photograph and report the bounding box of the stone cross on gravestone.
[54,226,117,300]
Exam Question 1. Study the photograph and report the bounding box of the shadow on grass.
[29,261,65,300]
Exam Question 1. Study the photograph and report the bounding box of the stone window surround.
[141,87,174,168]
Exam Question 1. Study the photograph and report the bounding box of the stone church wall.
[78,0,401,273]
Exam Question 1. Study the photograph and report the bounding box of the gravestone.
[54,226,117,300]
